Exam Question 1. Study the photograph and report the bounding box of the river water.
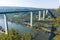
[0,18,50,40]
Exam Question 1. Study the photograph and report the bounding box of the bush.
[0,29,21,40]
[0,29,35,40]
[25,32,35,40]
[53,35,60,40]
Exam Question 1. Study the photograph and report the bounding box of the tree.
[53,16,60,40]
[0,29,21,40]
[8,29,21,40]
[53,35,60,40]
[25,32,35,40]
[58,6,60,13]
[54,16,60,27]
[54,16,60,33]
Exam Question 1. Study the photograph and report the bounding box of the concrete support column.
[4,14,8,34]
[43,10,45,19]
[46,10,48,15]
[38,11,41,20]
[30,12,33,27]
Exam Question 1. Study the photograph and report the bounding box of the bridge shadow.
[49,24,56,40]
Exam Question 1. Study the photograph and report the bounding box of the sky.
[0,0,59,9]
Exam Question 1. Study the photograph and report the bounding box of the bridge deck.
[0,7,50,14]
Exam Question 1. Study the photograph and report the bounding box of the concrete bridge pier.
[38,11,41,20]
[30,12,33,27]
[4,14,8,34]
[46,10,48,15]
[43,10,45,20]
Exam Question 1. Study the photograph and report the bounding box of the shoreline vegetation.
[0,29,35,40]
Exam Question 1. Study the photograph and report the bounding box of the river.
[0,18,50,40]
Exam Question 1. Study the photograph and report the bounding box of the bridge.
[0,7,56,34]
